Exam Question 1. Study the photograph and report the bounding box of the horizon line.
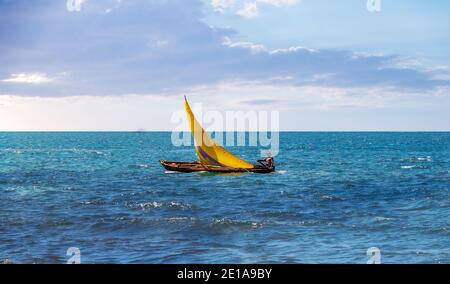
[1,130,449,133]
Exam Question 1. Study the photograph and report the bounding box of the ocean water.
[0,132,449,264]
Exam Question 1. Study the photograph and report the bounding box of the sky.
[0,0,449,131]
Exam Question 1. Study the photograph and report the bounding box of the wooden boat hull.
[159,160,274,174]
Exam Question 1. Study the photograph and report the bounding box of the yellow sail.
[184,97,254,169]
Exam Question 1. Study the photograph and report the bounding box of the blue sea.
[0,132,449,264]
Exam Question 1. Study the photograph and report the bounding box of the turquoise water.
[0,132,449,263]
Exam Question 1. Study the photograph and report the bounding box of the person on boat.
[258,154,275,169]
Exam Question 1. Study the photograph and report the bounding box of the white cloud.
[2,73,53,84]
[0,94,178,131]
[147,38,169,49]
[154,39,169,48]
[270,75,294,81]
[384,57,450,81]
[257,0,300,7]
[66,0,87,12]
[222,36,267,54]
[186,80,450,120]
[383,57,427,71]
[351,51,385,60]
[211,0,235,13]
[222,36,316,55]
[429,68,450,81]
[212,0,300,18]
[270,46,317,54]
[4,0,445,100]
[307,73,336,82]
[1,81,449,131]
[236,2,259,18]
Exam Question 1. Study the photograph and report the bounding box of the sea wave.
[401,165,416,169]
[128,201,194,210]
[212,218,265,229]
[400,156,432,162]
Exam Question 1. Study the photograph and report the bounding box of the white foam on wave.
[139,201,163,209]
[322,195,334,200]
[212,218,263,228]
[2,148,24,154]
[374,216,394,222]
[417,156,432,161]
[136,201,193,210]
[401,165,416,169]
[277,170,287,174]
[400,156,432,162]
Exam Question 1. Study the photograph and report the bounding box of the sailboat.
[159,97,275,173]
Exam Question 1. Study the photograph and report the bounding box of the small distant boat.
[160,97,275,174]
